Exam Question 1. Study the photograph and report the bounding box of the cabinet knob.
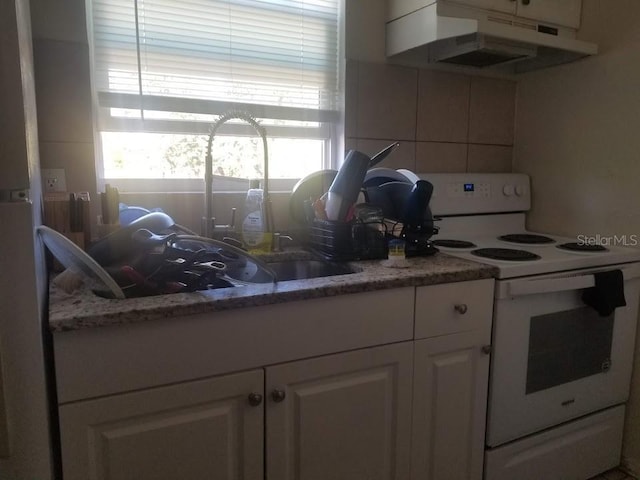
[454,303,468,315]
[522,0,531,4]
[482,345,492,355]
[271,389,286,403]
[248,393,263,406]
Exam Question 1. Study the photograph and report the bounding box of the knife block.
[43,196,91,250]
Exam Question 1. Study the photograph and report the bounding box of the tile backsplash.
[346,60,517,174]
[31,35,516,235]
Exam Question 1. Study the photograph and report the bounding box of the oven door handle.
[504,264,640,298]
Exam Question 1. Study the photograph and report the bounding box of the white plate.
[363,167,415,187]
[37,226,125,299]
[396,169,420,184]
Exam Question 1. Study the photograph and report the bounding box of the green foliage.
[163,135,264,179]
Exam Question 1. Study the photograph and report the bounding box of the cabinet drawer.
[485,406,624,480]
[415,279,494,338]
[55,287,415,403]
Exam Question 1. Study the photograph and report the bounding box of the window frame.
[88,0,345,193]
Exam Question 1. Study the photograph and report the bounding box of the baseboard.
[621,455,640,477]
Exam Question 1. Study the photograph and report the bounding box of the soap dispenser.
[241,179,267,252]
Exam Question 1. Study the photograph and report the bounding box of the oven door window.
[526,307,614,394]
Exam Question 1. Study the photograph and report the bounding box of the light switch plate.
[41,168,67,192]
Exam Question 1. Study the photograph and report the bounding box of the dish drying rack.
[307,218,388,261]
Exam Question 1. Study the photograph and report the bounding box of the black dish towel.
[582,270,627,316]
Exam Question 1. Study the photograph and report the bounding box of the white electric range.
[418,173,640,480]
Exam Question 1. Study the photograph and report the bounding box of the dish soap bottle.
[241,179,268,253]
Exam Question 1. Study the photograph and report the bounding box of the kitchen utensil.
[401,180,437,257]
[354,204,384,223]
[396,169,420,184]
[324,191,344,221]
[365,181,413,219]
[363,168,414,188]
[37,226,125,299]
[119,205,153,225]
[368,142,400,168]
[289,169,338,225]
[402,180,434,228]
[168,235,277,284]
[101,184,120,225]
[88,211,175,266]
[327,150,370,221]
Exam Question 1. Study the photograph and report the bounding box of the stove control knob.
[503,184,515,197]
[515,185,527,196]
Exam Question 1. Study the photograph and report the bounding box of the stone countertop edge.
[48,252,499,333]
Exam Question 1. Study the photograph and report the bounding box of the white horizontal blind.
[91,0,341,114]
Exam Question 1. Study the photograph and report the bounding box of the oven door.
[486,263,640,448]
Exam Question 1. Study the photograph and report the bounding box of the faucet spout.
[203,111,273,241]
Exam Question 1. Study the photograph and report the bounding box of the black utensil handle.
[131,229,177,246]
[369,141,400,168]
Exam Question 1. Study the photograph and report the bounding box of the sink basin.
[267,259,356,281]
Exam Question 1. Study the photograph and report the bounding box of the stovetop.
[413,174,640,279]
[432,214,640,279]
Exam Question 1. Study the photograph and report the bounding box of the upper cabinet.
[386,0,596,73]
[449,0,582,28]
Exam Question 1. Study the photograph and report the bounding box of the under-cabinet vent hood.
[386,2,598,73]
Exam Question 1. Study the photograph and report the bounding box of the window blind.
[91,0,342,117]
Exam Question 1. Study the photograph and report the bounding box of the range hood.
[386,2,598,73]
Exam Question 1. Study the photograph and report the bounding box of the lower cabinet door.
[59,369,264,480]
[411,332,490,480]
[266,342,413,480]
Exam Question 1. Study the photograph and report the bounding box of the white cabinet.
[388,0,582,29]
[447,0,582,28]
[55,280,495,480]
[59,343,414,480]
[448,0,516,15]
[59,369,264,480]
[412,279,494,480]
[415,278,494,339]
[516,0,582,28]
[411,332,491,480]
[266,342,413,480]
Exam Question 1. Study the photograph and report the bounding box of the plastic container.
[241,180,271,253]
[381,238,410,268]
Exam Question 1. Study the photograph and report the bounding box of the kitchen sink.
[266,259,357,281]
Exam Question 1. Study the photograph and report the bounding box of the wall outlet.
[42,168,67,193]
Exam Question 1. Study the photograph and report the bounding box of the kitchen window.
[88,0,344,191]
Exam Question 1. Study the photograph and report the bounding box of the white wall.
[345,0,388,63]
[513,0,640,473]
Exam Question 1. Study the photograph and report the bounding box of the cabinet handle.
[271,389,286,403]
[482,345,492,355]
[248,393,263,406]
[522,0,531,5]
[454,304,468,315]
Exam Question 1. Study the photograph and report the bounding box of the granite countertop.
[48,251,498,332]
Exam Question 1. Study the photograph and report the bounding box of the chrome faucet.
[202,111,273,241]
